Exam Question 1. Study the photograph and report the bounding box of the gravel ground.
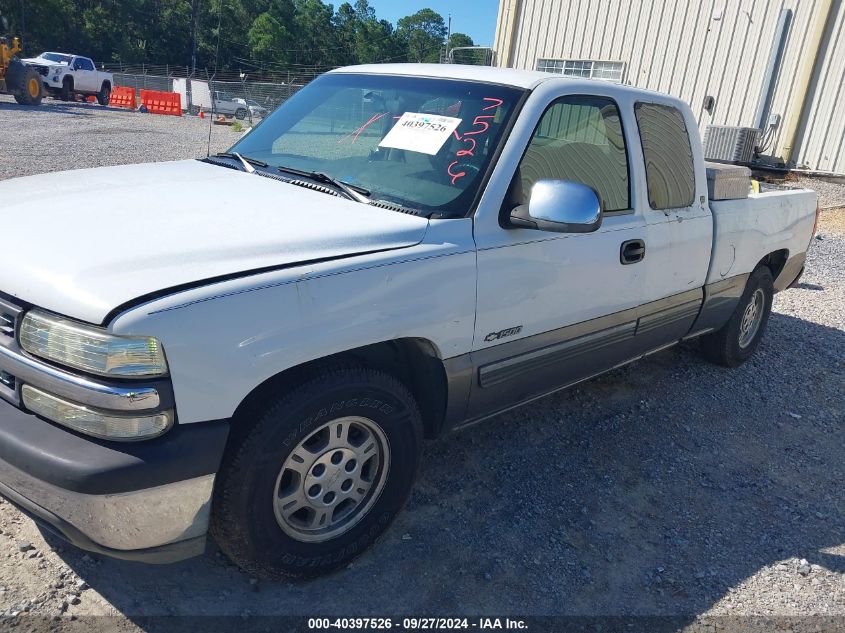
[0,95,844,631]
[0,94,235,179]
[788,175,845,210]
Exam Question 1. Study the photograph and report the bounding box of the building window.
[536,59,625,82]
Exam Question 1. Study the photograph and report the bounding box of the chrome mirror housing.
[510,180,603,233]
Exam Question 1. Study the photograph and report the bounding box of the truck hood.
[22,58,67,67]
[0,160,429,324]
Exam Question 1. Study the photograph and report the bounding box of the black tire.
[13,67,43,106]
[97,82,111,106]
[700,266,774,368]
[211,364,423,579]
[60,77,73,102]
[235,108,247,120]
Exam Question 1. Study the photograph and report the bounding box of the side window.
[510,96,630,212]
[78,58,94,71]
[634,103,695,209]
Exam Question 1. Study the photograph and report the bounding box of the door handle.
[620,239,646,265]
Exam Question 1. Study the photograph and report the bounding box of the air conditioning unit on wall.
[703,126,760,164]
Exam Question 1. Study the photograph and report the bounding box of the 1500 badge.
[484,326,523,342]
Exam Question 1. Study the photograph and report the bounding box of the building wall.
[795,2,845,173]
[493,0,845,174]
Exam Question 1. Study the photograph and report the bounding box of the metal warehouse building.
[492,0,845,175]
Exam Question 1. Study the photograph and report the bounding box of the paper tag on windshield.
[378,112,462,155]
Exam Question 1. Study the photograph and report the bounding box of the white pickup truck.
[173,82,250,119]
[0,65,817,578]
[22,52,112,104]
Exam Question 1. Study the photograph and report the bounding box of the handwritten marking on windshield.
[456,136,477,158]
[446,98,503,185]
[447,161,466,185]
[482,97,504,111]
[338,112,388,145]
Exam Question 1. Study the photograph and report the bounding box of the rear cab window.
[634,103,696,210]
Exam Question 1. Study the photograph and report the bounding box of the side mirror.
[510,180,603,233]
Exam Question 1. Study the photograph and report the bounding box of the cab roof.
[329,63,559,89]
[329,63,695,109]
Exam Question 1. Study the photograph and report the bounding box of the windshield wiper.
[214,152,268,172]
[276,165,370,204]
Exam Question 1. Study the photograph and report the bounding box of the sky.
[368,0,500,47]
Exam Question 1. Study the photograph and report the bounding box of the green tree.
[448,32,474,49]
[291,0,337,66]
[248,12,294,66]
[333,2,359,65]
[357,18,400,63]
[0,0,453,73]
[396,8,446,63]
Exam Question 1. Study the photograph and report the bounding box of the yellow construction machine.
[1,36,43,105]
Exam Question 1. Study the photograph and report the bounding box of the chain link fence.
[102,57,494,117]
[104,63,316,115]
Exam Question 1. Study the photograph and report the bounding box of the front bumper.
[0,296,229,562]
[0,396,229,562]
[42,76,64,90]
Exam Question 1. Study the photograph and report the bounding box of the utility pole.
[445,14,451,63]
[187,0,200,112]
[18,0,25,46]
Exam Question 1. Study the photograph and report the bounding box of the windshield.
[40,53,72,64]
[229,73,524,215]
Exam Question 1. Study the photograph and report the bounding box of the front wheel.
[211,365,423,579]
[97,83,111,106]
[60,77,73,102]
[235,108,247,120]
[13,67,43,106]
[700,266,774,367]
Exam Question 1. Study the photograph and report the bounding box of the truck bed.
[708,189,817,285]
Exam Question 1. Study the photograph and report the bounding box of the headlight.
[22,385,172,440]
[19,310,168,378]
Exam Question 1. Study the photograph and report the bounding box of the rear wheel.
[13,68,43,106]
[97,82,111,106]
[211,365,423,579]
[700,266,774,367]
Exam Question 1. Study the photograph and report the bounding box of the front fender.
[109,220,477,424]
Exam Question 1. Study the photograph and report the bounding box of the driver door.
[73,58,95,91]
[468,94,648,419]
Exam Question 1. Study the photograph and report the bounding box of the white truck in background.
[0,65,818,580]
[173,78,249,119]
[23,52,112,104]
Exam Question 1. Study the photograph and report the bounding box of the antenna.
[206,0,223,157]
